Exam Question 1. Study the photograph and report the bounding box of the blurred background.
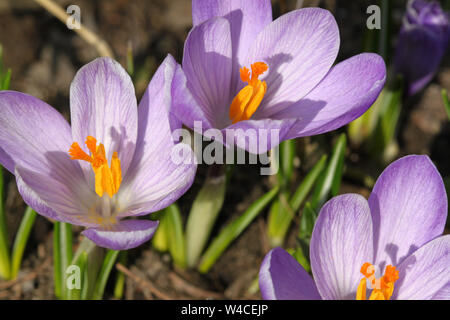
[0,0,448,299]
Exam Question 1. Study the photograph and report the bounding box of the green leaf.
[92,249,119,300]
[279,140,296,186]
[71,237,105,300]
[298,202,317,240]
[165,204,187,269]
[369,76,403,161]
[198,187,279,273]
[310,134,347,211]
[152,211,169,252]
[186,169,226,268]
[53,222,73,299]
[0,166,10,280]
[68,251,88,300]
[442,89,450,121]
[290,155,328,212]
[10,207,37,279]
[113,251,127,299]
[1,69,11,91]
[292,246,311,273]
[267,155,328,248]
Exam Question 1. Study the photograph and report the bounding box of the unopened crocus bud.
[394,0,449,96]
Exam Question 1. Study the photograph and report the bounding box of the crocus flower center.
[69,136,122,198]
[356,262,400,300]
[229,62,268,124]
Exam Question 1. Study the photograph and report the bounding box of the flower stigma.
[356,263,400,300]
[229,62,268,124]
[69,136,122,198]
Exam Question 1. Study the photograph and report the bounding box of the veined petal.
[171,63,214,131]
[183,17,233,129]
[273,53,386,139]
[82,219,159,250]
[394,235,450,300]
[225,118,296,154]
[0,91,88,222]
[192,0,272,93]
[118,55,197,217]
[70,57,138,180]
[246,8,340,118]
[15,165,94,226]
[369,155,448,269]
[310,194,374,300]
[259,248,321,300]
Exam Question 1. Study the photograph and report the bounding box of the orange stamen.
[230,62,268,124]
[356,263,400,300]
[68,136,122,198]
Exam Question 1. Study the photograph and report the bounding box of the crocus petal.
[259,248,321,300]
[0,91,88,222]
[246,8,340,118]
[310,194,374,300]
[171,64,214,131]
[273,53,386,139]
[432,284,450,300]
[70,57,138,180]
[224,118,296,154]
[192,0,272,93]
[394,235,450,300]
[183,17,234,129]
[15,166,94,226]
[118,55,197,217]
[82,219,159,250]
[394,27,446,95]
[369,155,448,269]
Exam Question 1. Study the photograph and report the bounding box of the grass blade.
[68,251,88,300]
[310,134,347,211]
[198,187,279,273]
[10,207,37,279]
[165,204,186,269]
[279,139,296,186]
[92,249,119,300]
[113,251,127,299]
[442,89,450,121]
[0,166,10,279]
[152,211,169,252]
[290,155,328,212]
[186,168,226,268]
[53,222,73,299]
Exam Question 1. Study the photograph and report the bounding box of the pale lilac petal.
[0,91,88,222]
[394,236,450,300]
[118,55,197,217]
[246,8,340,117]
[369,155,448,269]
[259,248,321,300]
[171,64,214,131]
[183,17,233,129]
[224,118,296,154]
[70,57,138,180]
[310,194,374,300]
[432,283,450,300]
[15,166,94,226]
[273,53,386,139]
[82,219,159,250]
[192,0,272,93]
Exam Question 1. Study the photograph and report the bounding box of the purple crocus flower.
[260,155,449,300]
[172,0,386,153]
[0,56,196,250]
[394,0,449,96]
